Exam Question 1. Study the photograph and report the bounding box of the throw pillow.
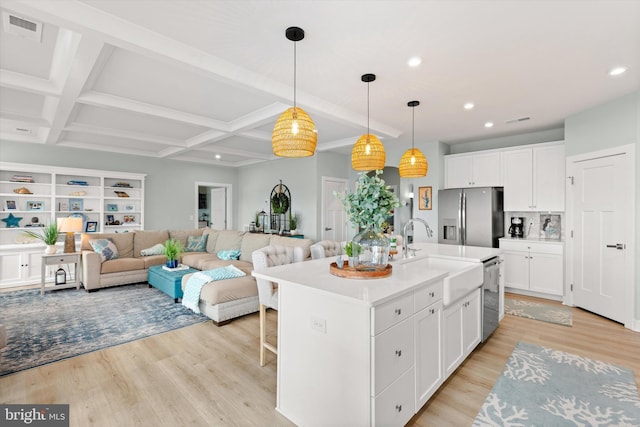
[185,235,208,252]
[140,243,165,256]
[89,238,119,262]
[217,249,241,261]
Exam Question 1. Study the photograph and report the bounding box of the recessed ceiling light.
[408,56,422,67]
[215,154,221,160]
[609,66,627,76]
[484,122,494,128]
[464,102,474,110]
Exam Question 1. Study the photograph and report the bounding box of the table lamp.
[57,217,83,253]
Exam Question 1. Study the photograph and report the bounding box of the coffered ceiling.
[1,1,638,167]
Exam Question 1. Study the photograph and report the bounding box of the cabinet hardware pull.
[395,404,402,412]
[429,291,435,297]
[430,308,435,314]
[394,308,402,315]
[395,349,402,357]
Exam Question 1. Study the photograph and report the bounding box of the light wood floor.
[1,293,639,427]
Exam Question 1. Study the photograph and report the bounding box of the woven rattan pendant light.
[351,73,385,171]
[399,100,428,178]
[272,27,317,158]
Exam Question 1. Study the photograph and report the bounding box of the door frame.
[321,176,348,241]
[194,181,233,230]
[565,144,636,330]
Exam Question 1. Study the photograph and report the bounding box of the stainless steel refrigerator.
[438,187,504,248]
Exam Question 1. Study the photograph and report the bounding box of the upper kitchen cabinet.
[503,142,565,212]
[444,151,501,188]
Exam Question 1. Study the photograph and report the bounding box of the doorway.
[565,144,635,328]
[195,182,233,230]
[321,176,348,241]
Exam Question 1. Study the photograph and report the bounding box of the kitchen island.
[252,243,502,427]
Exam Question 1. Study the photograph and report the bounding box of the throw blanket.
[182,265,246,313]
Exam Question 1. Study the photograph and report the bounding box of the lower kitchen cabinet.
[443,288,481,376]
[499,238,564,296]
[415,300,444,408]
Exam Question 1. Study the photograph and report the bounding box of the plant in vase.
[164,238,183,268]
[22,223,60,254]
[289,212,298,234]
[344,241,361,267]
[335,170,400,270]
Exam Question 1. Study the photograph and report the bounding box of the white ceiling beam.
[0,69,59,97]
[0,112,50,128]
[60,139,158,158]
[76,91,229,131]
[64,123,183,147]
[238,129,271,142]
[228,102,289,132]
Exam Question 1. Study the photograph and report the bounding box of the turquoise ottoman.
[148,265,199,303]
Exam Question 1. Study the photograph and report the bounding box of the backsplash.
[504,212,565,241]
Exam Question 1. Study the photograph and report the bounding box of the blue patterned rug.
[0,284,206,377]
[474,342,640,426]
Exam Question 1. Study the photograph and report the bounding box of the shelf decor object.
[272,26,317,158]
[57,216,82,253]
[351,74,386,171]
[399,100,428,178]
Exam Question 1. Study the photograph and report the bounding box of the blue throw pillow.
[185,235,208,252]
[217,249,241,260]
[89,238,119,262]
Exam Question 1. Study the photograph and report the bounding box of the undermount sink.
[396,256,483,306]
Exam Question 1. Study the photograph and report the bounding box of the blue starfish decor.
[2,213,22,228]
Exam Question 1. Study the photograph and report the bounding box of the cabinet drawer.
[372,367,414,427]
[372,292,413,335]
[528,242,563,255]
[44,254,79,265]
[372,317,414,396]
[414,281,443,312]
[499,239,563,255]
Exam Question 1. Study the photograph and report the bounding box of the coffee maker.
[508,217,525,238]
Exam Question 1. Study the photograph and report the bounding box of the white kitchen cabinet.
[414,300,443,409]
[443,288,481,376]
[499,239,564,296]
[503,142,565,211]
[444,151,501,188]
[0,248,42,287]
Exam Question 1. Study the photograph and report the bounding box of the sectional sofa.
[80,228,313,325]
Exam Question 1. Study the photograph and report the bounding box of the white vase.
[45,245,57,255]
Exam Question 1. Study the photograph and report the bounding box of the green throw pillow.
[185,235,208,252]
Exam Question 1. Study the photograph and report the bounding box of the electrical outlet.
[310,316,327,333]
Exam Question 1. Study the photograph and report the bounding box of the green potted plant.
[164,238,183,268]
[335,170,400,270]
[344,241,361,267]
[23,223,60,254]
[289,212,298,234]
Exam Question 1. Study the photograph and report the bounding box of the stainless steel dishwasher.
[482,256,501,342]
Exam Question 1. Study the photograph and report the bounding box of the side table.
[41,252,82,296]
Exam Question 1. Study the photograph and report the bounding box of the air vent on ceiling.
[2,11,43,42]
[505,117,530,124]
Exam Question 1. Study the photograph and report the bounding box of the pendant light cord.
[411,104,415,150]
[293,40,297,109]
[367,81,370,135]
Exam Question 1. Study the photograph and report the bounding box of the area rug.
[505,297,573,326]
[0,284,206,377]
[473,341,640,426]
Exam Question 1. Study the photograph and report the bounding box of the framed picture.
[124,215,135,223]
[5,200,17,211]
[124,204,135,211]
[58,202,69,212]
[69,198,83,211]
[107,204,118,212]
[418,186,432,210]
[26,201,44,211]
[106,214,115,225]
[540,214,561,240]
[85,221,98,232]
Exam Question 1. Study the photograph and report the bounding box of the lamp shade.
[57,217,82,233]
[399,148,429,178]
[272,106,317,157]
[351,134,386,171]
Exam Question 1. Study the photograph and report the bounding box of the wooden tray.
[329,262,392,279]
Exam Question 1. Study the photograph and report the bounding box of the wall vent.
[505,117,530,124]
[2,11,43,42]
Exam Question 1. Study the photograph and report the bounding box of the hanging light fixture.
[399,100,428,178]
[351,73,386,171]
[272,26,317,158]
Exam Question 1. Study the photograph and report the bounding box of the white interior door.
[210,187,227,229]
[569,153,629,323]
[321,177,348,241]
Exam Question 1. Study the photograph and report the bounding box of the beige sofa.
[80,229,313,325]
